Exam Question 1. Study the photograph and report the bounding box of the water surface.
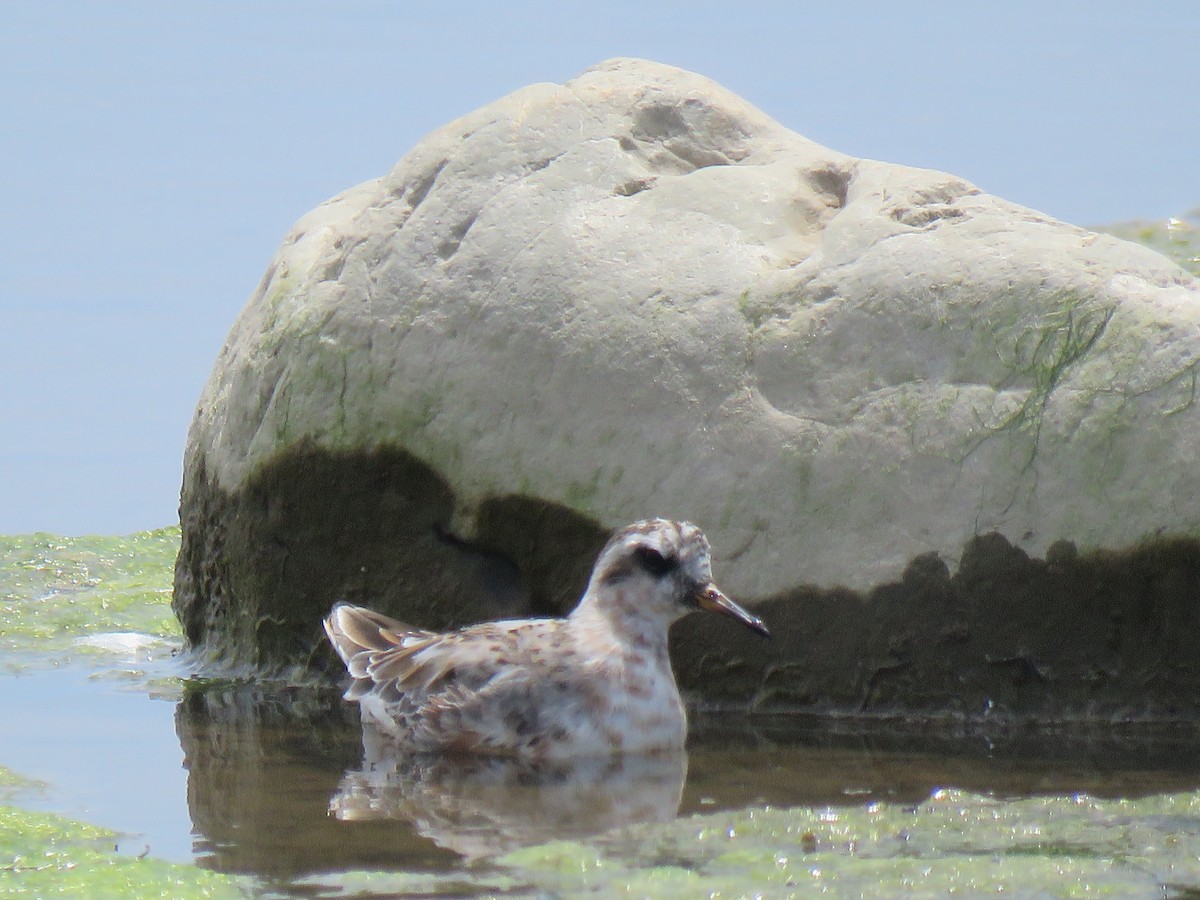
[8,664,1200,896]
[7,529,1200,896]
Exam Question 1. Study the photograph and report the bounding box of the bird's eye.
[633,545,677,578]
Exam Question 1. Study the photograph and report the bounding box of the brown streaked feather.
[409,671,555,756]
[382,622,558,694]
[327,605,567,703]
[368,644,438,685]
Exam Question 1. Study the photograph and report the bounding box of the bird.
[323,518,769,760]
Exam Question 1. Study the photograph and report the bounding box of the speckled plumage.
[324,519,769,760]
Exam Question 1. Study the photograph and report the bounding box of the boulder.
[175,59,1200,718]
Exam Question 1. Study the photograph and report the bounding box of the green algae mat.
[0,787,243,899]
[487,788,1200,897]
[1099,212,1200,277]
[0,528,183,659]
[251,788,1200,897]
[0,530,248,897]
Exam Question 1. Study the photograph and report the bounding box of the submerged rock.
[176,58,1200,716]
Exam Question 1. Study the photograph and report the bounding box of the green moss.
[0,528,182,656]
[0,803,245,898]
[272,381,293,444]
[957,293,1115,469]
[737,285,797,333]
[563,468,605,512]
[255,265,301,343]
[1012,301,1113,454]
[736,287,767,329]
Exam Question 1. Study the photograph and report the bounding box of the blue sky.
[2,2,1197,534]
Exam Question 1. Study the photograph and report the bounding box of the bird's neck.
[568,586,674,661]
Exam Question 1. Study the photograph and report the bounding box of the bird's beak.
[694,584,770,638]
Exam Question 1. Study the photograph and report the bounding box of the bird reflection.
[329,724,687,859]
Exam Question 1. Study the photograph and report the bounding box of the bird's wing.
[391,620,591,754]
[325,604,568,700]
[325,604,592,754]
[373,618,565,693]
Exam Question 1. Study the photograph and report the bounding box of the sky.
[2,2,1197,535]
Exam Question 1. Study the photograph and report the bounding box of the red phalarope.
[324,519,769,760]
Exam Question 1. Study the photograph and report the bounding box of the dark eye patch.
[633,545,678,578]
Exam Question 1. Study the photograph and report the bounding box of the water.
[0,665,194,862]
[7,662,1200,895]
[8,528,1200,894]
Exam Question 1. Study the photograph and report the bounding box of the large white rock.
[189,57,1199,606]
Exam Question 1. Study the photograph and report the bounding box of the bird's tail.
[323,602,430,669]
